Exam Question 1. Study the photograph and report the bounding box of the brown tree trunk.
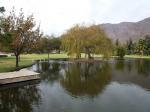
[58,49,60,54]
[76,53,81,59]
[86,48,92,59]
[15,55,19,68]
[87,52,92,59]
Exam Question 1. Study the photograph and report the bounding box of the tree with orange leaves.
[1,8,42,67]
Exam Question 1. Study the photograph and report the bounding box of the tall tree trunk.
[87,52,92,59]
[85,47,93,59]
[15,55,19,68]
[18,55,21,62]
[86,48,92,59]
[58,49,60,54]
[76,53,81,59]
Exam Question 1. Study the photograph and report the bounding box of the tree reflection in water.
[60,62,112,98]
[39,62,63,84]
[135,59,150,76]
[0,82,41,112]
[114,59,150,77]
[115,60,125,72]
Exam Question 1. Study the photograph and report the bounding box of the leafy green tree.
[61,25,113,59]
[126,38,134,54]
[61,25,83,58]
[116,46,126,59]
[0,32,12,52]
[82,25,113,59]
[36,37,48,53]
[36,37,51,59]
[0,7,12,52]
[36,35,61,58]
[144,35,150,55]
[137,39,146,55]
[131,36,150,55]
[50,37,61,53]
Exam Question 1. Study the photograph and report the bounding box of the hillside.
[100,17,150,42]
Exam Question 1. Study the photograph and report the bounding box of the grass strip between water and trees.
[0,54,68,73]
[0,53,150,73]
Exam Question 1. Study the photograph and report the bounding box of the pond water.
[0,59,150,112]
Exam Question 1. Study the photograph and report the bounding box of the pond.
[0,59,150,112]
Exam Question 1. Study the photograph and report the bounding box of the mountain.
[100,17,150,42]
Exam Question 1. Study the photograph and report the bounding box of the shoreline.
[0,54,150,73]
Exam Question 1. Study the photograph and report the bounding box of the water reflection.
[115,60,125,72]
[0,59,150,112]
[60,62,112,98]
[0,81,41,112]
[114,59,150,76]
[112,59,150,90]
[135,59,150,76]
[40,62,61,84]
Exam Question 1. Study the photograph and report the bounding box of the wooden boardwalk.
[0,69,40,85]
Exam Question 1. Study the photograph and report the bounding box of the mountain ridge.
[100,17,150,42]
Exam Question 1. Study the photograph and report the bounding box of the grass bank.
[0,53,150,73]
[0,54,68,73]
[125,55,150,59]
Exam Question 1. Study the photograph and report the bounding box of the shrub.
[116,46,126,59]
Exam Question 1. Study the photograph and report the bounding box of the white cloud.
[1,0,150,35]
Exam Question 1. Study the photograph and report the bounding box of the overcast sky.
[1,0,150,36]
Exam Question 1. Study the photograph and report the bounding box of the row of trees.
[115,35,150,58]
[35,24,113,59]
[37,35,61,54]
[1,7,150,68]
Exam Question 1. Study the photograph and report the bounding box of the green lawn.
[0,53,68,73]
[0,53,150,73]
[125,55,150,59]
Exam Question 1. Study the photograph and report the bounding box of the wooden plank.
[0,69,40,85]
